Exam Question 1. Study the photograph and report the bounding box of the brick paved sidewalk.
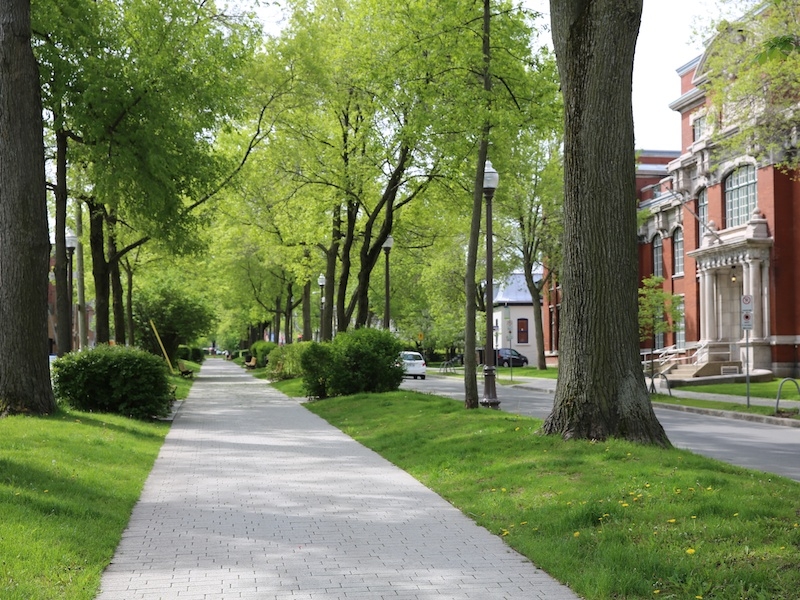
[95,359,581,600]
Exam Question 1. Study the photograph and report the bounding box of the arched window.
[653,235,663,278]
[725,165,756,228]
[673,228,684,276]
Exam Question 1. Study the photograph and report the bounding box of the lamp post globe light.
[481,160,500,408]
[382,235,394,329]
[318,273,326,341]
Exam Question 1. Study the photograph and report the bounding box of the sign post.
[741,295,753,407]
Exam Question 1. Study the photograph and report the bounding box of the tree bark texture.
[543,0,669,446]
[0,0,57,415]
[54,129,70,355]
[89,201,111,343]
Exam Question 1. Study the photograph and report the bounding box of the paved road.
[401,375,800,482]
[96,360,581,600]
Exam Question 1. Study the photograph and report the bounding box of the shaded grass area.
[0,408,169,599]
[305,390,800,600]
[679,378,800,400]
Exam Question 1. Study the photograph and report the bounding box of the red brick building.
[543,48,800,377]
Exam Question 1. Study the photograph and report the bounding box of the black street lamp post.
[480,160,500,408]
[65,233,78,352]
[318,273,326,341]
[382,235,394,329]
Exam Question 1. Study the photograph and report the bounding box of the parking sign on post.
[741,295,753,330]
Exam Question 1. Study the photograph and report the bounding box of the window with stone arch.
[673,228,684,276]
[725,164,757,228]
[652,234,663,278]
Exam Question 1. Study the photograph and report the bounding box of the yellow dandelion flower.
[695,596,703,599]
[654,591,660,595]
[501,488,507,493]
[686,548,696,555]
[573,531,580,538]
[733,513,739,517]
[691,516,697,519]
[667,519,676,523]
[520,521,528,525]
[515,427,520,431]
[622,503,629,507]
[645,483,651,488]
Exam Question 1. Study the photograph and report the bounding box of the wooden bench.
[177,360,194,379]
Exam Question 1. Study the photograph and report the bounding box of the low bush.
[52,345,174,420]
[177,345,204,363]
[301,343,333,398]
[326,328,404,397]
[250,340,277,367]
[266,342,309,381]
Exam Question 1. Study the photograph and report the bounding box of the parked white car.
[400,351,426,380]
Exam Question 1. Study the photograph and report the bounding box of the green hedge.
[52,345,174,420]
[250,340,277,367]
[266,343,308,381]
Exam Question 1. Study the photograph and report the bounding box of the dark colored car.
[496,348,528,367]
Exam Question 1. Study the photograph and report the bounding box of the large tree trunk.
[0,0,57,415]
[543,0,669,446]
[88,201,111,344]
[54,128,71,356]
[106,211,126,344]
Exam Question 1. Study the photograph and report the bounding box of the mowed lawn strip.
[302,389,800,600]
[0,362,196,600]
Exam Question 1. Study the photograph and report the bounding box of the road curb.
[651,401,800,428]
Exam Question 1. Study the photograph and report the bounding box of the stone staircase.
[667,364,698,380]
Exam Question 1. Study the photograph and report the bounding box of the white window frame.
[673,228,684,276]
[652,234,663,278]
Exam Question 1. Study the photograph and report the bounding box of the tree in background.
[0,0,57,416]
[638,275,684,387]
[542,0,670,446]
[703,0,800,172]
[132,280,216,363]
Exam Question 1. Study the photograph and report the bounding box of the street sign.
[741,295,753,310]
[742,311,753,330]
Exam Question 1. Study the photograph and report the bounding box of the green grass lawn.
[652,393,800,419]
[0,362,198,599]
[303,389,800,600]
[0,408,169,600]
[679,378,800,401]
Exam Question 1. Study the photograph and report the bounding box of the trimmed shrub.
[266,343,309,381]
[52,345,174,420]
[300,342,333,399]
[326,328,404,397]
[250,340,277,367]
[177,345,204,363]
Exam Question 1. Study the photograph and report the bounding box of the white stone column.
[762,259,771,338]
[706,268,717,341]
[699,269,708,341]
[749,257,763,338]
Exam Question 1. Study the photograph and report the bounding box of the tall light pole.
[318,273,326,341]
[382,235,394,329]
[481,160,499,408]
[65,232,78,352]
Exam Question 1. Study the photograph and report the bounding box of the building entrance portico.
[689,209,773,370]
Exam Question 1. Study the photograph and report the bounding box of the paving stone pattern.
[95,360,581,600]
